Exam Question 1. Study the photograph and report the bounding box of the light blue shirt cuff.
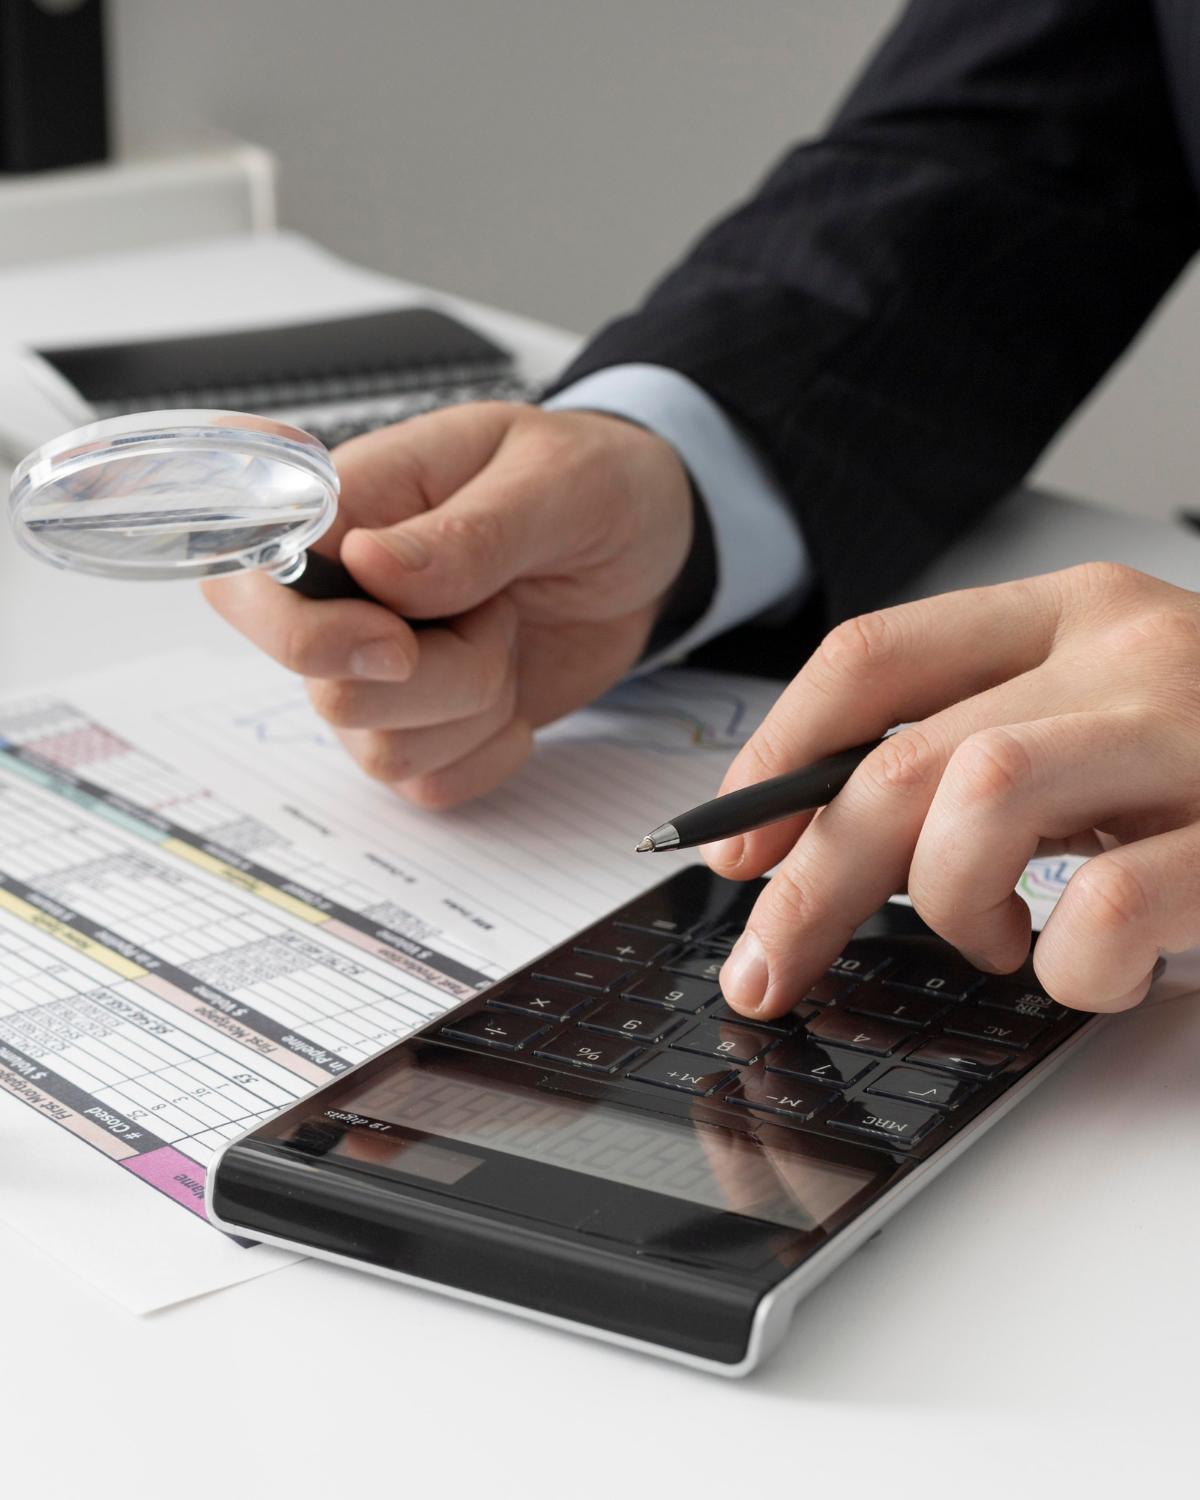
[542,363,811,669]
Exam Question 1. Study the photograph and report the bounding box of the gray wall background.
[110,0,1200,524]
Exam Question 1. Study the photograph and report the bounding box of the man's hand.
[710,563,1200,1016]
[202,401,693,806]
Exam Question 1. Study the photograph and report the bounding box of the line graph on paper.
[233,697,340,750]
[140,663,784,968]
[545,675,756,754]
[225,672,758,758]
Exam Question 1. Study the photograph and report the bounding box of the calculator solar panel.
[209,867,1101,1373]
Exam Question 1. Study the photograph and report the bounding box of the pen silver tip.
[634,837,655,853]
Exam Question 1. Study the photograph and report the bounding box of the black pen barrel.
[669,740,881,849]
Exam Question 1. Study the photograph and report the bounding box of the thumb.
[339,446,570,619]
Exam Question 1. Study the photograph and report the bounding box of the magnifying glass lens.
[8,410,339,582]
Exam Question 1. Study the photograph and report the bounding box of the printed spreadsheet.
[0,697,499,1227]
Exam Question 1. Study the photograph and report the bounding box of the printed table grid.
[0,696,491,1222]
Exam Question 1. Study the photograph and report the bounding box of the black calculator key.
[943,1004,1049,1049]
[806,1008,910,1055]
[580,1000,681,1042]
[765,1039,874,1086]
[663,951,725,983]
[866,1066,977,1111]
[441,1011,549,1051]
[532,953,632,991]
[977,981,1067,1021]
[488,985,590,1023]
[573,923,676,967]
[883,956,983,1001]
[904,1037,1013,1079]
[628,1052,736,1095]
[673,1020,772,1065]
[725,1074,835,1122]
[804,974,858,1006]
[535,1033,643,1073]
[845,984,947,1028]
[613,894,698,939]
[622,973,717,1012]
[829,945,893,982]
[828,1097,941,1149]
[705,998,802,1031]
[701,923,741,954]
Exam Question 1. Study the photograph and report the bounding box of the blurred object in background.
[0,0,109,172]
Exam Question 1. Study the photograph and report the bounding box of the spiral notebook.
[36,306,530,449]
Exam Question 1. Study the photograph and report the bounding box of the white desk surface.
[1,237,1197,1498]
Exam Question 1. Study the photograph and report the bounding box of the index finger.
[316,401,517,554]
[706,577,1060,878]
[200,567,418,680]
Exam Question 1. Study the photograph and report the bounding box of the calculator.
[207,866,1107,1375]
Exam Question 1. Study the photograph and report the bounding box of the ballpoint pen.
[635,738,886,852]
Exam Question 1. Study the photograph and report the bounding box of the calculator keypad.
[435,878,1095,1161]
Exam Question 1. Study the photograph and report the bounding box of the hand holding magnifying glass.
[8,409,369,598]
[6,400,697,808]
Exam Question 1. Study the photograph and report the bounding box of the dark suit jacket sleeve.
[545,0,1200,629]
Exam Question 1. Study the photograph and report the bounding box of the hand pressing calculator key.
[207,867,1114,1375]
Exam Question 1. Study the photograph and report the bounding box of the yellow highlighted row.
[162,840,327,924]
[0,887,146,979]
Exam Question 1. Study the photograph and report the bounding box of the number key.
[663,951,725,983]
[829,944,893,982]
[883,956,983,1001]
[806,1008,909,1055]
[845,983,947,1027]
[623,972,716,1012]
[705,998,810,1031]
[672,1019,771,1065]
[580,1000,681,1042]
[765,1039,873,1086]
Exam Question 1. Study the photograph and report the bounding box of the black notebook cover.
[39,306,513,413]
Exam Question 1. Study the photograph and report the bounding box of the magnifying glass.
[7,409,369,599]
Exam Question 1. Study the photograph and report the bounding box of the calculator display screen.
[318,1052,875,1235]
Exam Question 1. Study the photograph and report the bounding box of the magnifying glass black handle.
[283,549,439,631]
[283,550,374,603]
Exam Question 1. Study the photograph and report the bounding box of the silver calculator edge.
[205,1010,1106,1378]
